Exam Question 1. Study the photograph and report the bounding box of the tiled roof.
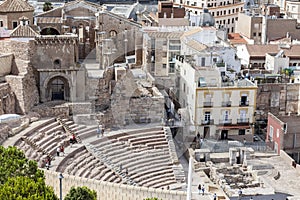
[0,0,34,13]
[147,31,183,38]
[36,17,62,24]
[10,24,39,38]
[246,44,300,57]
[228,33,247,45]
[185,39,207,52]
[158,18,189,26]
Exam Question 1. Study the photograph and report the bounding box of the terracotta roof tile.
[0,0,34,13]
[246,44,300,57]
[10,24,39,38]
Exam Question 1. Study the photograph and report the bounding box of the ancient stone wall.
[0,40,33,62]
[68,102,93,115]
[256,83,300,120]
[111,71,164,127]
[31,36,78,69]
[31,104,69,118]
[44,170,186,200]
[5,62,39,114]
[0,83,16,114]
[0,124,11,145]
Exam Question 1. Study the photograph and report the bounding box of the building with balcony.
[176,55,257,140]
[236,44,300,69]
[172,0,244,33]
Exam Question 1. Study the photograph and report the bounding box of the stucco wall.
[44,170,186,200]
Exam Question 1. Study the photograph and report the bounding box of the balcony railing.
[237,118,249,124]
[221,101,232,107]
[239,101,249,106]
[219,119,232,125]
[201,119,214,125]
[203,101,213,107]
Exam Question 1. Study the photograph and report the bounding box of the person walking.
[201,184,205,195]
[198,184,201,195]
[213,193,217,200]
[56,146,60,157]
[238,188,242,200]
[60,145,64,156]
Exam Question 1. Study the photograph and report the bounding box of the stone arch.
[43,73,72,102]
[40,27,60,35]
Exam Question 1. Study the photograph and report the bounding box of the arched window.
[109,30,117,38]
[53,59,61,69]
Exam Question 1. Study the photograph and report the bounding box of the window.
[204,112,211,121]
[240,94,248,106]
[12,21,18,29]
[162,64,167,68]
[0,21,3,27]
[253,32,257,37]
[201,57,205,66]
[229,10,231,14]
[258,32,262,36]
[109,30,117,37]
[228,19,230,24]
[53,59,61,68]
[169,63,175,73]
[224,10,226,15]
[232,18,234,23]
[183,83,186,93]
[239,110,247,120]
[269,126,274,141]
[223,110,229,121]
[238,129,246,135]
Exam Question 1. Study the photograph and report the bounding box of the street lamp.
[58,173,64,200]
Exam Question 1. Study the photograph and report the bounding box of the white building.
[172,0,244,33]
[176,55,257,140]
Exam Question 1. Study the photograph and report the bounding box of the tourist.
[97,125,102,138]
[200,137,203,147]
[125,168,128,176]
[60,145,64,156]
[213,193,217,200]
[201,184,205,195]
[238,188,242,200]
[70,133,77,144]
[56,146,60,156]
[198,184,201,194]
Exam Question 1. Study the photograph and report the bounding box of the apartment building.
[176,56,257,140]
[172,0,244,33]
[236,4,300,44]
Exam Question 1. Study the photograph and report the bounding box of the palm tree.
[43,2,53,12]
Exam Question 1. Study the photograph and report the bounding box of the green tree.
[0,176,58,200]
[0,146,44,184]
[0,146,58,199]
[64,186,97,200]
[43,2,53,12]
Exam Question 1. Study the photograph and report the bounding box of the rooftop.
[0,0,34,12]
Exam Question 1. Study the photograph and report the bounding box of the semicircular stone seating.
[14,117,186,189]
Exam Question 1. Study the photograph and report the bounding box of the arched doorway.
[47,76,70,101]
[40,27,60,35]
